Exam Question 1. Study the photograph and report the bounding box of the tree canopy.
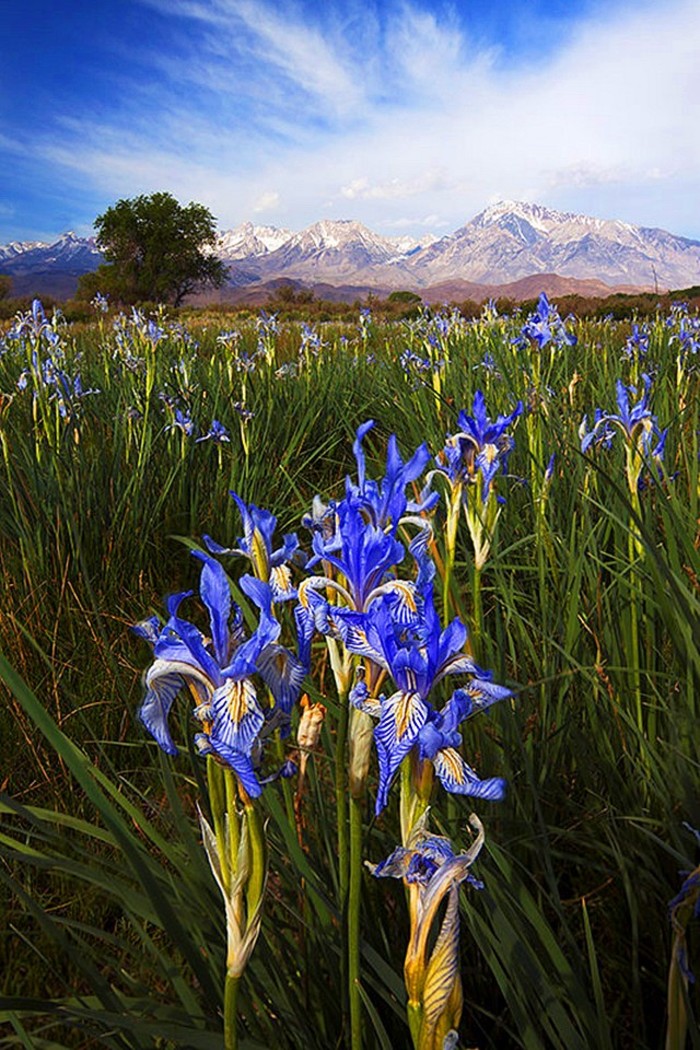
[80,192,227,306]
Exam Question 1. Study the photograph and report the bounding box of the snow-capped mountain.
[242,219,417,284]
[408,201,700,288]
[0,239,45,262]
[386,233,440,257]
[217,222,294,259]
[2,232,102,274]
[0,232,103,296]
[3,202,700,299]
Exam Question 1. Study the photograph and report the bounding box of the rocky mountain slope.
[3,202,699,299]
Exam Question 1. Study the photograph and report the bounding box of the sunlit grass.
[0,298,698,1048]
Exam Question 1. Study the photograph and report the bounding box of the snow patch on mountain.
[3,201,700,295]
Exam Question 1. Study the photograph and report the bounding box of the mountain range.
[3,201,700,302]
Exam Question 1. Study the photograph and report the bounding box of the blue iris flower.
[580,373,667,462]
[345,420,438,530]
[196,419,231,445]
[204,492,299,602]
[623,323,650,359]
[369,822,484,893]
[166,407,195,437]
[301,421,437,616]
[334,580,510,814]
[518,292,577,349]
[133,552,303,797]
[436,390,522,501]
[306,499,405,610]
[10,299,62,346]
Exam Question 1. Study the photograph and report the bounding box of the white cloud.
[13,0,700,238]
[253,190,280,213]
[340,170,448,201]
[141,0,366,117]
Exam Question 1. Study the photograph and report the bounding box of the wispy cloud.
[3,0,700,240]
[140,0,367,117]
[340,169,449,201]
[253,190,280,213]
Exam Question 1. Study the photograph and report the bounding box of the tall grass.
[0,298,698,1048]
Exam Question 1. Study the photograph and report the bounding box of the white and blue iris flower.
[203,491,299,602]
[345,419,438,530]
[518,292,577,350]
[334,581,510,814]
[434,390,523,502]
[133,551,303,797]
[579,373,667,462]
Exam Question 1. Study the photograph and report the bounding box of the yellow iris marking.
[272,564,291,593]
[441,748,464,783]
[394,581,417,612]
[251,532,269,580]
[395,692,418,739]
[227,680,251,725]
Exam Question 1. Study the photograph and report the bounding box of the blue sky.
[1,0,699,243]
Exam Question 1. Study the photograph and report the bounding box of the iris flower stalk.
[431,392,522,648]
[299,420,435,803]
[335,570,508,1045]
[368,811,486,1049]
[580,376,667,737]
[134,553,298,1049]
[299,421,436,1050]
[579,374,667,527]
[201,762,267,1050]
[205,492,307,830]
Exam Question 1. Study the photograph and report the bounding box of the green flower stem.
[224,973,240,1050]
[274,728,296,827]
[628,529,642,730]
[244,800,267,919]
[400,752,432,848]
[207,757,226,852]
[136,338,156,477]
[443,485,461,623]
[348,793,364,1050]
[225,770,241,886]
[471,560,483,663]
[335,693,350,1023]
[407,1002,422,1050]
[626,481,644,737]
[336,694,350,903]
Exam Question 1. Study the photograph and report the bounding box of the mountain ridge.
[3,201,699,300]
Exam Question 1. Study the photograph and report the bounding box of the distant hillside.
[3,200,699,301]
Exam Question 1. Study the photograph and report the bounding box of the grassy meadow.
[0,294,699,1049]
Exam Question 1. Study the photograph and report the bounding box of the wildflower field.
[0,295,698,1050]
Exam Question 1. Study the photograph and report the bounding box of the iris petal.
[207,738,263,798]
[256,642,307,713]
[433,748,506,800]
[374,690,428,812]
[139,665,189,755]
[211,678,265,757]
[191,550,231,666]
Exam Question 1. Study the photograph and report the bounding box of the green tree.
[0,273,12,300]
[83,191,227,306]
